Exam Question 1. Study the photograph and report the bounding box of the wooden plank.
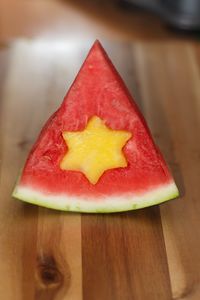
[0,45,9,172]
[1,39,200,300]
[82,44,172,300]
[82,208,172,300]
[0,41,82,300]
[35,208,81,300]
[133,42,200,299]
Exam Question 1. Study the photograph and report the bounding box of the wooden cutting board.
[0,40,200,300]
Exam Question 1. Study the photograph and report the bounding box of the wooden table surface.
[0,39,200,300]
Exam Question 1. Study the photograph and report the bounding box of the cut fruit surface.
[60,116,132,184]
[13,40,179,212]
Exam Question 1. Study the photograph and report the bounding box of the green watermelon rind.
[12,182,179,213]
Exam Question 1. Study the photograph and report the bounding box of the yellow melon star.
[60,116,132,184]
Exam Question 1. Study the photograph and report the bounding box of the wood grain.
[133,42,200,299]
[0,41,82,300]
[0,39,200,300]
[82,208,171,300]
[35,208,81,300]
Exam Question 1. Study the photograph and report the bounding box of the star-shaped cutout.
[60,116,132,184]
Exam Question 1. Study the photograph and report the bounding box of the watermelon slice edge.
[13,182,178,213]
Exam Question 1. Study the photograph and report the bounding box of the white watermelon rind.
[12,182,179,213]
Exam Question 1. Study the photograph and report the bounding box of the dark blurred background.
[1,0,199,43]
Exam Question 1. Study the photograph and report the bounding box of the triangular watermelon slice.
[13,40,179,213]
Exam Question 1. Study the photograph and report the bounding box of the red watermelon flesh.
[13,40,179,212]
